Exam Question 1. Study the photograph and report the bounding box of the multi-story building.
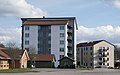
[21,17,78,67]
[77,40,114,68]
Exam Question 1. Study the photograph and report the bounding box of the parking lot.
[0,68,120,75]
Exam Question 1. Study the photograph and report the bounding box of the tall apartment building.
[77,40,114,68]
[21,17,78,67]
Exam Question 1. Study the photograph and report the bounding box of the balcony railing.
[67,36,72,41]
[99,54,107,57]
[67,50,72,55]
[68,43,72,47]
[98,49,107,53]
[67,30,72,34]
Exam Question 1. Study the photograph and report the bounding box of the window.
[60,55,64,59]
[25,26,29,30]
[60,33,64,37]
[107,63,109,66]
[90,63,93,66]
[25,33,29,38]
[86,63,88,66]
[60,48,64,52]
[99,58,102,60]
[86,47,88,50]
[4,65,6,67]
[90,52,92,55]
[107,52,109,55]
[107,47,109,50]
[60,26,64,30]
[107,58,109,61]
[90,47,93,50]
[60,40,64,44]
[99,62,102,65]
[25,40,29,45]
[48,48,51,51]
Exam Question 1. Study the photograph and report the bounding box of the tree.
[6,41,19,69]
[0,43,5,48]
[6,41,17,48]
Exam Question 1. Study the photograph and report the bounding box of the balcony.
[99,54,107,57]
[67,29,72,34]
[67,50,72,55]
[98,49,107,53]
[67,36,72,41]
[67,43,72,48]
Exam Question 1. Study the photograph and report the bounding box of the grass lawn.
[0,68,33,73]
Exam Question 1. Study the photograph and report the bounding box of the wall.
[23,26,38,54]
[20,51,28,68]
[0,60,9,69]
[51,25,65,67]
[94,41,114,68]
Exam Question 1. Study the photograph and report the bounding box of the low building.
[58,56,75,68]
[0,48,30,69]
[28,54,55,68]
[77,40,114,68]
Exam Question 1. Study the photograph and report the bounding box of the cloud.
[0,27,21,47]
[0,0,47,18]
[77,25,120,45]
[113,0,120,8]
[101,0,120,9]
[0,25,120,48]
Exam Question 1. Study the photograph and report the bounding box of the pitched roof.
[21,17,78,29]
[58,56,74,61]
[0,48,24,60]
[30,54,55,61]
[77,40,104,47]
[23,20,68,25]
[0,48,10,59]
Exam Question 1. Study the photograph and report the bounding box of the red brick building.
[0,48,30,69]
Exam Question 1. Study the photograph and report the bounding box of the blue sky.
[0,0,120,47]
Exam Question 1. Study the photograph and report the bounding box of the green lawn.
[0,68,33,73]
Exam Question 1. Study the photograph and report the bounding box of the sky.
[0,0,120,47]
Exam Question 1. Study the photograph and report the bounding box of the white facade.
[77,40,114,68]
[21,17,78,67]
[23,26,38,54]
[51,25,66,67]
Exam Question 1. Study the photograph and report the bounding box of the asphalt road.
[0,68,120,75]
